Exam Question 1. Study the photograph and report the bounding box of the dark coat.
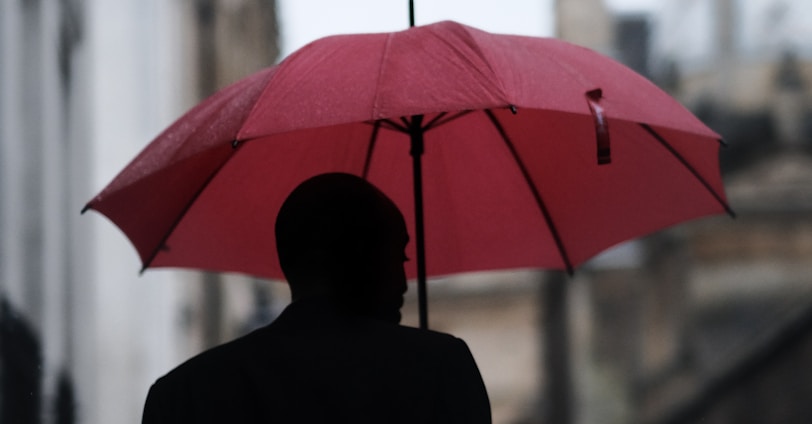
[142,298,491,423]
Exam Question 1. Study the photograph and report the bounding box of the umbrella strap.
[586,89,612,165]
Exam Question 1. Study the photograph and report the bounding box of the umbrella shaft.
[409,115,428,330]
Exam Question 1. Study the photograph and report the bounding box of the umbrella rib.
[639,123,736,218]
[362,120,382,179]
[377,118,408,133]
[484,109,575,274]
[139,143,244,273]
[422,112,449,130]
[423,110,474,131]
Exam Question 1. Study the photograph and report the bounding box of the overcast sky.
[277,0,656,57]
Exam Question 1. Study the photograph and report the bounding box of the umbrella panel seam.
[452,24,509,99]
[370,33,395,120]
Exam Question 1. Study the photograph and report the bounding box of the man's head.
[275,173,408,323]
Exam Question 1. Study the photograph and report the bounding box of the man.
[142,172,491,423]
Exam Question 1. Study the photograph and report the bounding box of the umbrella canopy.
[84,21,732,325]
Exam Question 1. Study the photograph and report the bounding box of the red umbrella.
[83,21,733,329]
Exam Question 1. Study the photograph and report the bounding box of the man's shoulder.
[152,327,266,388]
[379,322,464,345]
[351,320,471,358]
[151,318,470,390]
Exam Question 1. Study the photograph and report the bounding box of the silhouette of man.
[142,173,492,423]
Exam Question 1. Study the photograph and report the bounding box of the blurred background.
[2,0,811,423]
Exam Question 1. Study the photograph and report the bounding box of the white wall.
[83,1,189,422]
[1,1,78,422]
[1,1,193,423]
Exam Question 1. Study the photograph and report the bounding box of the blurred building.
[1,1,190,423]
[651,0,812,163]
[555,0,614,54]
[551,1,812,424]
[642,1,812,422]
[1,1,277,423]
